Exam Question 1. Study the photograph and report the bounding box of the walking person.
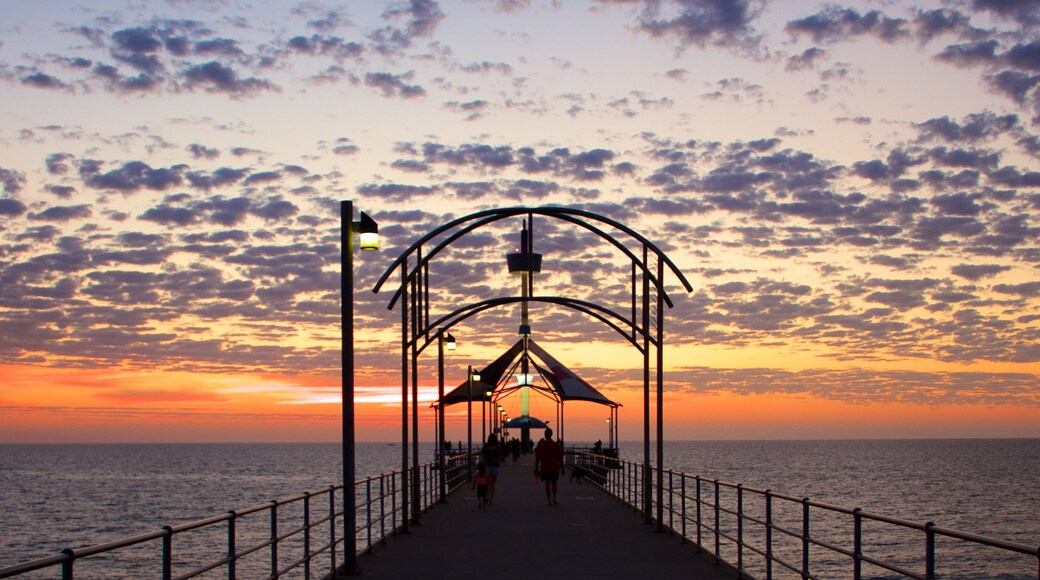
[473,462,490,510]
[481,433,502,504]
[533,428,564,505]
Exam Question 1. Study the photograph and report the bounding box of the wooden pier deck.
[352,453,739,579]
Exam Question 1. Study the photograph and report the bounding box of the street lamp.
[482,388,493,443]
[436,331,455,503]
[467,367,480,478]
[340,200,378,577]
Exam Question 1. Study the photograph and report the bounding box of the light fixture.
[472,372,481,382]
[514,373,534,387]
[357,211,379,250]
[445,333,456,351]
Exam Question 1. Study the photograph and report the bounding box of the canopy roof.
[437,339,618,408]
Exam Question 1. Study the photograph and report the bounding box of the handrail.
[569,450,1039,580]
[0,451,477,579]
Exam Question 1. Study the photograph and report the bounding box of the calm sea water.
[1,440,1037,578]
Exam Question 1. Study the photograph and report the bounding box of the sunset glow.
[1,0,1039,443]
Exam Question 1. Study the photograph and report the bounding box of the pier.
[351,453,735,579]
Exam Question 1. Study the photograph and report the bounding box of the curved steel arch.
[372,206,693,304]
[375,205,692,531]
[412,295,648,358]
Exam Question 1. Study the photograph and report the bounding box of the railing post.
[380,475,387,544]
[668,470,675,533]
[162,525,173,580]
[681,475,687,543]
[303,493,311,580]
[802,497,810,580]
[714,479,721,565]
[925,521,936,580]
[366,479,373,553]
[270,501,278,578]
[765,491,773,580]
[391,472,398,534]
[737,484,744,577]
[227,510,237,580]
[328,487,337,575]
[696,476,703,550]
[853,507,862,580]
[60,548,74,580]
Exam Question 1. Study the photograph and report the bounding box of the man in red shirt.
[534,428,564,505]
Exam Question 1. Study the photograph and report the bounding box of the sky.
[1,0,1039,444]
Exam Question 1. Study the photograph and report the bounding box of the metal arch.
[375,205,692,532]
[411,295,650,357]
[372,206,694,303]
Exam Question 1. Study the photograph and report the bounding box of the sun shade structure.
[436,338,620,408]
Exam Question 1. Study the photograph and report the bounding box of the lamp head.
[357,211,379,250]
[444,332,457,350]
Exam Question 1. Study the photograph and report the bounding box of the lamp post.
[467,367,480,478]
[437,331,455,503]
[340,200,377,577]
[607,417,612,449]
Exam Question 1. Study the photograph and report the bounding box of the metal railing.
[0,451,474,579]
[571,451,1040,580]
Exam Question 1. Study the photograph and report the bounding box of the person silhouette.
[533,428,564,505]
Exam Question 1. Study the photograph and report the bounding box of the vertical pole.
[696,477,703,550]
[737,484,744,575]
[328,488,336,574]
[655,254,665,533]
[766,491,773,579]
[410,263,421,525]
[802,497,810,580]
[228,511,237,580]
[681,476,687,543]
[409,288,418,525]
[162,527,173,580]
[270,502,278,578]
[853,507,862,580]
[339,200,357,574]
[437,334,446,503]
[713,480,720,565]
[467,365,473,480]
[641,247,652,525]
[303,495,311,579]
[399,267,409,534]
[925,522,936,580]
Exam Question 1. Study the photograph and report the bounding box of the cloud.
[0,167,27,194]
[664,366,1040,405]
[363,71,425,98]
[187,143,220,160]
[182,61,277,96]
[0,197,28,216]
[612,0,766,51]
[27,204,93,222]
[83,161,185,193]
[785,7,910,44]
[951,263,1010,280]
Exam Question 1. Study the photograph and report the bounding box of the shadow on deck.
[350,454,739,579]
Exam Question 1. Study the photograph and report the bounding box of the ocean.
[1,439,1037,577]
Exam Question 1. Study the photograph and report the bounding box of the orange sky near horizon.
[3,364,1038,444]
